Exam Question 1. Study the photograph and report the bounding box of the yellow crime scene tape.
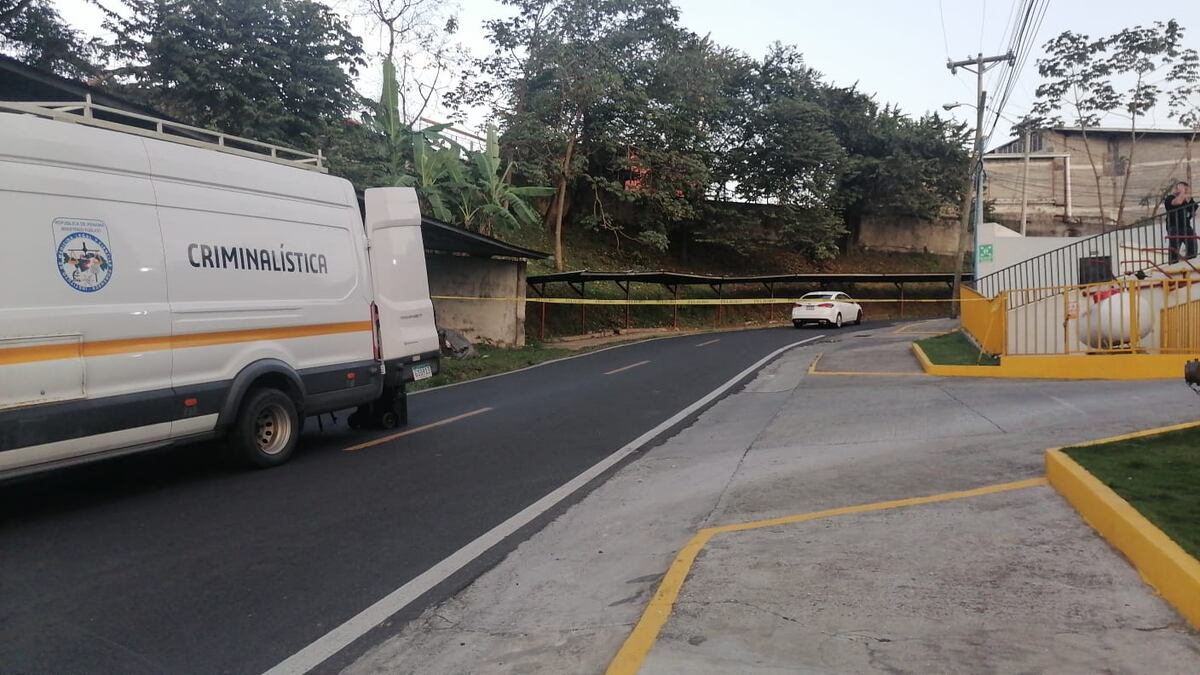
[430,295,977,305]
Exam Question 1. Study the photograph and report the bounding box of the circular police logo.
[57,231,113,292]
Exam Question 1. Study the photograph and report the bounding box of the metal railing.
[972,213,1177,305]
[1006,277,1200,356]
[0,96,327,172]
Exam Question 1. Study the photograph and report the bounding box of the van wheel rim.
[254,404,291,455]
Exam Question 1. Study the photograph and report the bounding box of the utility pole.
[947,51,1014,318]
[1019,127,1031,235]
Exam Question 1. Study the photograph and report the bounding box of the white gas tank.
[1078,287,1152,349]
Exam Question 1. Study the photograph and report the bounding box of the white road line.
[261,334,826,675]
[407,325,782,397]
[341,408,493,453]
[604,360,651,375]
[695,339,721,347]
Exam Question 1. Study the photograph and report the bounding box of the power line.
[979,0,987,52]
[984,0,1050,144]
[938,0,951,60]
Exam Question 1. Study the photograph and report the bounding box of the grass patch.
[408,343,575,391]
[915,330,998,366]
[1065,427,1200,560]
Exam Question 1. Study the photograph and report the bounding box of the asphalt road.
[0,324,872,675]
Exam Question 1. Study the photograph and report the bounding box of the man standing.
[1165,181,1198,263]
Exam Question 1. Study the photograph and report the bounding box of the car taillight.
[370,302,382,361]
[819,302,835,308]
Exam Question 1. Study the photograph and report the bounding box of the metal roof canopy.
[527,270,968,286]
[421,218,551,260]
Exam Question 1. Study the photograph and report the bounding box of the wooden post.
[672,285,679,329]
[540,302,547,342]
[580,282,586,335]
[767,282,775,324]
[621,281,631,330]
[715,284,723,328]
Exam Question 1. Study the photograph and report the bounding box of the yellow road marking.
[694,339,720,347]
[341,407,493,453]
[805,351,928,377]
[604,360,650,376]
[605,477,1048,675]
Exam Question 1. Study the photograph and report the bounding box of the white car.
[791,291,863,329]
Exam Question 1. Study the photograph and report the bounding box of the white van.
[0,101,440,477]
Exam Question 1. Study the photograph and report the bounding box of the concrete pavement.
[344,323,1200,674]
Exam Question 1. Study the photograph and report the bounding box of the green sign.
[978,243,994,262]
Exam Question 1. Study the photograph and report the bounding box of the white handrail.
[0,97,328,173]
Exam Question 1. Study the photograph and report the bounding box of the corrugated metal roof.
[421,219,551,260]
[527,270,966,286]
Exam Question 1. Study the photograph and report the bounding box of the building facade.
[983,127,1199,236]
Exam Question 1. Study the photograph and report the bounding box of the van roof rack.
[0,95,327,173]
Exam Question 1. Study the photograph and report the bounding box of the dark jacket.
[1164,194,1198,232]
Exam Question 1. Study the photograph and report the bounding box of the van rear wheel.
[233,388,300,468]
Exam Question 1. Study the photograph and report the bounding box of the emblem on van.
[54,218,113,293]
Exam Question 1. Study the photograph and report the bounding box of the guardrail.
[972,214,1179,304]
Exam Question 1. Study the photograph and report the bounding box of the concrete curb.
[1045,436,1200,631]
[911,341,1191,380]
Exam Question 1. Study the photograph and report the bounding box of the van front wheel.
[233,388,300,468]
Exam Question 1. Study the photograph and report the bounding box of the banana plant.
[375,58,553,233]
[469,126,556,235]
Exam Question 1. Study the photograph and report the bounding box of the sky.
[56,0,1200,150]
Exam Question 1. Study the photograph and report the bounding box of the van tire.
[233,388,300,468]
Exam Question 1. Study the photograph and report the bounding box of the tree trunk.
[552,175,567,271]
[1115,119,1139,227]
[1079,127,1108,229]
[549,129,579,272]
[1188,133,1195,186]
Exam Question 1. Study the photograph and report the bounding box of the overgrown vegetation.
[1065,427,1200,560]
[1024,21,1200,226]
[916,331,999,365]
[1,0,973,270]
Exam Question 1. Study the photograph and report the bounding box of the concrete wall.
[426,255,527,347]
[857,214,960,255]
[985,130,1200,234]
[975,222,1083,284]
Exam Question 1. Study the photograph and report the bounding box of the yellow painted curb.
[911,341,1001,377]
[912,342,1197,380]
[1046,439,1200,631]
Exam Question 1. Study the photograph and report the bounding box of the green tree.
[465,0,684,269]
[1,0,98,76]
[102,0,366,148]
[1028,21,1199,226]
[827,86,969,245]
[378,56,555,233]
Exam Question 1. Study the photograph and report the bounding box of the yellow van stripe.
[0,321,372,366]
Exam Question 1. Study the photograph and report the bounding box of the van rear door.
[363,188,439,365]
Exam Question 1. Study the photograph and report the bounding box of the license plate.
[412,363,433,381]
[805,305,815,309]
